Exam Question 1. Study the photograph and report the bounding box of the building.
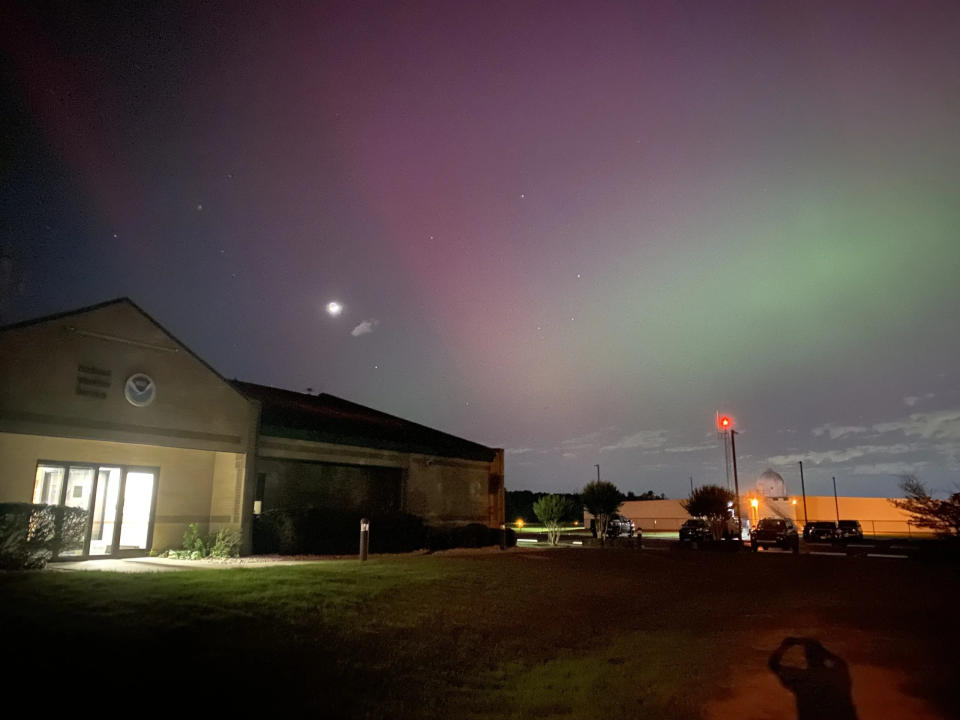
[589,494,931,538]
[0,298,504,558]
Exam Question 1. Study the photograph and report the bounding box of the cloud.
[767,444,917,466]
[811,423,868,440]
[351,319,379,337]
[600,430,667,453]
[558,429,612,451]
[506,448,534,456]
[562,452,577,459]
[850,461,928,476]
[873,409,960,441]
[664,442,718,454]
[903,393,935,407]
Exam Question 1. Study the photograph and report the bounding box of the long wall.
[256,435,501,526]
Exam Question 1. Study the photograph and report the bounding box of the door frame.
[34,460,160,560]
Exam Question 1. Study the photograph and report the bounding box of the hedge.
[252,508,516,555]
[0,503,88,569]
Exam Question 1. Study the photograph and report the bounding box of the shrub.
[167,524,242,559]
[182,522,208,555]
[210,528,242,558]
[0,503,88,569]
[532,494,570,545]
[252,508,514,555]
[253,508,428,555]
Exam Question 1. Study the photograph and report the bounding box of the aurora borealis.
[2,1,959,497]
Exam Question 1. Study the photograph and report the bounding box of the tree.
[532,494,570,545]
[505,490,583,524]
[629,490,665,501]
[682,484,734,539]
[581,480,625,542]
[890,476,960,537]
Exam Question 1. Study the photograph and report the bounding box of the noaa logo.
[124,373,156,407]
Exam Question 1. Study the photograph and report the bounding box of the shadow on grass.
[769,637,858,720]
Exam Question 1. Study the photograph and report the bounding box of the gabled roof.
[1,297,250,403]
[233,380,498,462]
[0,297,134,332]
[4,297,498,463]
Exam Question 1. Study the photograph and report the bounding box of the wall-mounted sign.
[124,373,156,407]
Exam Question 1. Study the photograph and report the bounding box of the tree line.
[505,488,665,525]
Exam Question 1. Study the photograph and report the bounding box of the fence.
[624,516,936,537]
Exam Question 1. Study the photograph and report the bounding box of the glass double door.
[33,463,157,558]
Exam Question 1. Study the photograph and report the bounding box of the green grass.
[2,549,957,718]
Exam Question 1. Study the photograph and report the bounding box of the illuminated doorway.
[32,462,158,559]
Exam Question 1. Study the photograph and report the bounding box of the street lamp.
[717,414,742,537]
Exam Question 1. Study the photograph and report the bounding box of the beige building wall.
[0,300,254,453]
[747,495,933,537]
[586,495,931,537]
[0,300,258,553]
[257,435,500,526]
[585,499,691,531]
[0,432,245,549]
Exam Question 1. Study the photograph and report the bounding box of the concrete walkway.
[47,556,327,573]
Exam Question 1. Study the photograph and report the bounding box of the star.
[196,203,203,211]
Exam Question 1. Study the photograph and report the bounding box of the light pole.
[833,476,840,523]
[799,461,808,525]
[730,429,742,536]
[594,464,600,483]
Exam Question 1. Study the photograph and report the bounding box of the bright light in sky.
[326,301,343,317]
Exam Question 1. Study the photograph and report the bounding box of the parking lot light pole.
[730,430,742,535]
[833,476,840,523]
[799,461,808,525]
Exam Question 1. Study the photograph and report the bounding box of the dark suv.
[803,521,838,542]
[751,518,800,552]
[679,518,713,543]
[606,514,637,538]
[836,520,864,541]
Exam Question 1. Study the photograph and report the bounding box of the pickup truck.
[751,517,800,552]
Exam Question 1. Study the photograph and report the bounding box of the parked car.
[803,521,839,542]
[679,518,713,543]
[751,517,800,552]
[606,514,636,538]
[836,520,864,541]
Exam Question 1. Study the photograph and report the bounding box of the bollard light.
[359,518,370,562]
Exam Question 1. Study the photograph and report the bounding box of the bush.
[210,528,242,558]
[253,509,428,555]
[0,503,88,569]
[252,509,515,555]
[182,522,208,555]
[425,523,516,551]
[167,523,241,560]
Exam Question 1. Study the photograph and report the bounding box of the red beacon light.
[718,415,733,430]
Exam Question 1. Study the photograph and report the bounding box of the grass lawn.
[2,548,957,719]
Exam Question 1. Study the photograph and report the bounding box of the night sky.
[3,1,959,498]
